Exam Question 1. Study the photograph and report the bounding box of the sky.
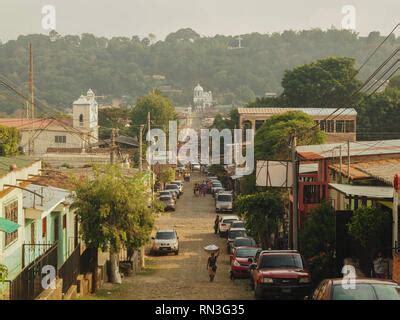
[1,0,399,42]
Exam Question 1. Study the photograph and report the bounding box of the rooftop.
[297,140,400,160]
[23,183,71,213]
[0,156,39,177]
[237,107,357,116]
[0,118,73,131]
[329,183,394,199]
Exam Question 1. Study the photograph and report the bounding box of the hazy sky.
[1,0,399,42]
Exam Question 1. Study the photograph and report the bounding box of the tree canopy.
[254,111,325,160]
[0,125,20,156]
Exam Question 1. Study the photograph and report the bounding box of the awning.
[0,217,20,233]
[329,183,394,199]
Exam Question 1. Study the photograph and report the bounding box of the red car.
[230,246,261,279]
[250,250,311,300]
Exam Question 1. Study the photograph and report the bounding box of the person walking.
[207,249,220,282]
[214,215,220,234]
[373,252,387,278]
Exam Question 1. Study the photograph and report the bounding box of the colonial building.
[193,84,213,111]
[0,89,99,156]
[238,107,357,143]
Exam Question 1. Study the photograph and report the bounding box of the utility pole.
[291,133,299,250]
[147,112,154,206]
[28,43,35,155]
[139,124,144,171]
[347,140,351,183]
[110,128,116,164]
[339,145,343,183]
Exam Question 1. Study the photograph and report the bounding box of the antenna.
[28,43,35,155]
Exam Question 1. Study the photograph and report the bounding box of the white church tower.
[73,89,99,145]
[193,83,213,111]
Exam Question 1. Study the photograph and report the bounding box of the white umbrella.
[204,244,219,253]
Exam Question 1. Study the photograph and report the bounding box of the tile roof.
[297,140,400,160]
[0,118,73,130]
[237,107,357,116]
[0,156,38,176]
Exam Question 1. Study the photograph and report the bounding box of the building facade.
[238,107,357,143]
[0,89,99,156]
[193,84,213,111]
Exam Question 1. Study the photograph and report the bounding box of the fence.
[9,242,58,300]
[58,243,80,293]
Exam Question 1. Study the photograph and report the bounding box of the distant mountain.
[0,28,398,115]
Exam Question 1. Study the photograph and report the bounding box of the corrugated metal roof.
[329,183,394,199]
[238,107,357,116]
[297,140,400,160]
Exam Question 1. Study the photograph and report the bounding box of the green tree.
[0,125,20,156]
[254,111,325,160]
[281,57,362,108]
[234,191,285,248]
[131,91,177,137]
[299,202,337,284]
[158,167,175,188]
[72,165,154,283]
[0,264,7,299]
[347,206,391,256]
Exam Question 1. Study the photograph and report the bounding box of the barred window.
[55,135,66,143]
[336,120,345,133]
[345,120,355,133]
[4,201,18,247]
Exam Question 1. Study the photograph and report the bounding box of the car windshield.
[236,248,259,258]
[222,218,237,224]
[166,185,178,190]
[332,284,400,300]
[159,191,170,196]
[228,230,246,239]
[260,254,303,269]
[159,196,171,201]
[156,231,176,240]
[234,238,256,247]
[232,222,245,228]
[217,195,232,202]
[212,182,222,186]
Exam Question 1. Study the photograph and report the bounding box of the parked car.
[230,237,257,261]
[165,184,180,199]
[150,229,179,255]
[213,187,225,199]
[249,250,311,300]
[226,228,247,253]
[159,194,176,211]
[230,246,262,279]
[171,181,184,194]
[211,181,223,194]
[308,278,400,300]
[192,163,201,171]
[158,190,177,201]
[229,220,245,230]
[215,192,233,213]
[218,215,239,237]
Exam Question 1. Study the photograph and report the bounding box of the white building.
[0,89,99,156]
[193,84,213,111]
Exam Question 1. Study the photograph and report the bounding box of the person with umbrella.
[205,245,220,282]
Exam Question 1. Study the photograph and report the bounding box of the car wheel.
[230,272,235,280]
[175,250,179,255]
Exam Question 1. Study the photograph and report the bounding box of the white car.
[211,181,223,194]
[218,215,239,237]
[215,192,233,213]
[171,181,183,194]
[150,229,179,255]
[192,163,201,171]
[165,184,180,199]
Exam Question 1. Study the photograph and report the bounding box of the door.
[30,222,35,243]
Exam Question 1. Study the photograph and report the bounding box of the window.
[62,215,67,230]
[55,135,66,143]
[4,201,18,247]
[336,120,345,133]
[326,120,335,132]
[345,120,355,133]
[319,120,327,131]
[42,217,47,238]
[79,114,84,126]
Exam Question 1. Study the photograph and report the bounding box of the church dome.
[194,83,203,92]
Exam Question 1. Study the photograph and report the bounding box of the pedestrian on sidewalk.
[373,251,388,278]
[214,215,220,234]
[207,249,220,282]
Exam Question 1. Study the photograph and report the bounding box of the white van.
[215,192,233,213]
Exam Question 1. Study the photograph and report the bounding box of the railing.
[58,243,80,293]
[9,242,58,300]
[22,242,54,268]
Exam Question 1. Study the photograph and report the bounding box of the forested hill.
[0,28,399,115]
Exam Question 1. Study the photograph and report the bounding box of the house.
[0,159,82,300]
[0,89,99,156]
[238,107,357,143]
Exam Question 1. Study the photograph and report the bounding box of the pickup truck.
[249,250,311,300]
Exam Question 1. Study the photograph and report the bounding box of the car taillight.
[221,223,226,226]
